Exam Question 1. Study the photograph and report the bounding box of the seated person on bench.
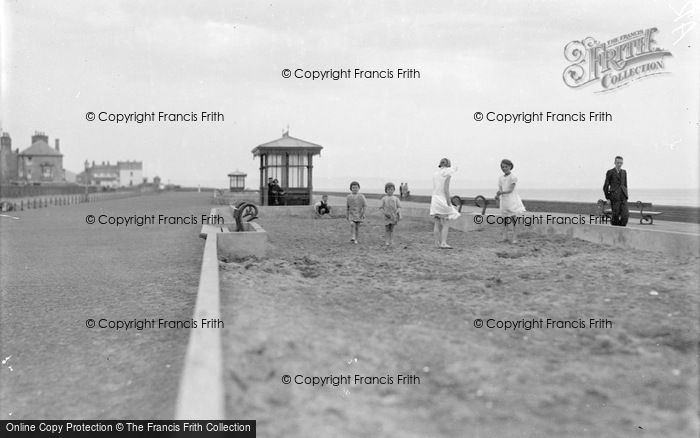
[314,195,332,217]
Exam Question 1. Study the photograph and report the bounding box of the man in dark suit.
[603,156,629,226]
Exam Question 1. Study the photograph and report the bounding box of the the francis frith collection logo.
[563,27,672,92]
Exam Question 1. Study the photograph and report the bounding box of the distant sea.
[177,179,699,207]
[318,187,700,207]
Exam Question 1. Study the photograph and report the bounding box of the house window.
[42,165,53,178]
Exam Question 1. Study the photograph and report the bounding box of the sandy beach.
[219,211,699,437]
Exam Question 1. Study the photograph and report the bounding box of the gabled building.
[0,131,65,183]
[18,132,64,182]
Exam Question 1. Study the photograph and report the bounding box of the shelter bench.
[597,200,663,225]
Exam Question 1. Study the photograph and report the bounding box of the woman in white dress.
[430,158,460,248]
[495,159,526,243]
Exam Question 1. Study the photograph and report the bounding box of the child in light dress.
[495,159,526,243]
[380,182,401,246]
[430,158,460,248]
[346,181,367,243]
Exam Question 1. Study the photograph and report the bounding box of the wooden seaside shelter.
[251,131,323,205]
[227,170,247,192]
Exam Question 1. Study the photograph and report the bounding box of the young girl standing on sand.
[346,181,367,244]
[495,159,526,243]
[430,158,460,248]
[380,182,401,246]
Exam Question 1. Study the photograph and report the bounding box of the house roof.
[251,133,323,156]
[20,140,62,157]
[117,161,143,170]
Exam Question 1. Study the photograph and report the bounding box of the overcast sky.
[1,0,698,191]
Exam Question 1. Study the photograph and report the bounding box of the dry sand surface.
[219,210,699,437]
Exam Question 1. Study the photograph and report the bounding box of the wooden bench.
[597,200,663,225]
[451,195,490,215]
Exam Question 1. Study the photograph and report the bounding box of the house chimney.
[55,139,60,152]
[31,131,49,144]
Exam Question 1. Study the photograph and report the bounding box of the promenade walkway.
[0,192,211,419]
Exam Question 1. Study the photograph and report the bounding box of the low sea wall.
[176,206,268,419]
[529,221,699,258]
[211,189,260,206]
[316,191,700,224]
[176,222,225,420]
